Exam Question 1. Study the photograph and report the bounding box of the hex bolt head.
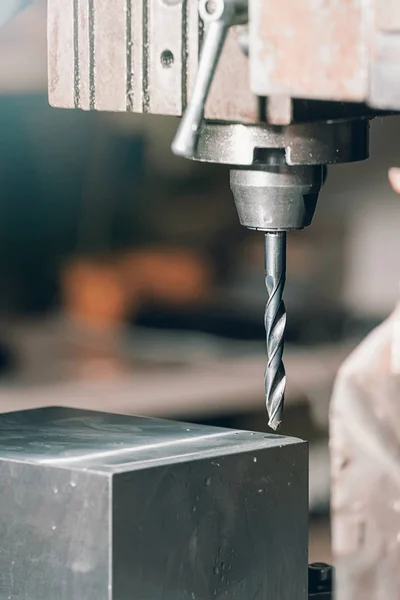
[308,563,334,594]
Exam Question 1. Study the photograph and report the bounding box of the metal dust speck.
[53,486,58,494]
[52,525,57,531]
[253,457,257,463]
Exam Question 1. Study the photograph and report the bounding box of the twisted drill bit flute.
[264,232,287,430]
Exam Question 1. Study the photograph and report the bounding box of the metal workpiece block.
[0,407,308,600]
[47,0,257,122]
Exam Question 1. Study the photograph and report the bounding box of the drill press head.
[176,118,369,233]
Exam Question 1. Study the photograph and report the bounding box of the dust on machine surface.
[1,0,400,598]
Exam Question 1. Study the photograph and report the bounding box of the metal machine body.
[48,0,400,117]
[0,407,308,600]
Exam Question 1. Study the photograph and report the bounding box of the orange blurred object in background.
[61,257,130,333]
[61,248,213,333]
[121,248,213,307]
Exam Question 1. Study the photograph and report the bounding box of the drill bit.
[264,232,287,430]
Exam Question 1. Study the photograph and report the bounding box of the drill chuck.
[230,165,324,232]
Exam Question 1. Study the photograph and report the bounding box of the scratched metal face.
[0,408,308,600]
[0,407,297,471]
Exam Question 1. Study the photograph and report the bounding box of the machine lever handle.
[172,0,247,159]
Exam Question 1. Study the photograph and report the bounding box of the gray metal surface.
[230,166,322,231]
[0,407,308,600]
[182,120,369,166]
[264,232,286,430]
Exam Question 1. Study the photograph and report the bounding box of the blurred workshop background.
[1,0,400,562]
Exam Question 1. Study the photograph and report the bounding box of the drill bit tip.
[264,232,287,430]
[268,418,281,431]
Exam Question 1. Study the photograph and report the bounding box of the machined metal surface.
[0,407,308,600]
[49,0,198,114]
[47,0,257,122]
[230,166,322,231]
[183,120,369,166]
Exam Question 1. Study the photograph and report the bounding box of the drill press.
[0,1,400,598]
